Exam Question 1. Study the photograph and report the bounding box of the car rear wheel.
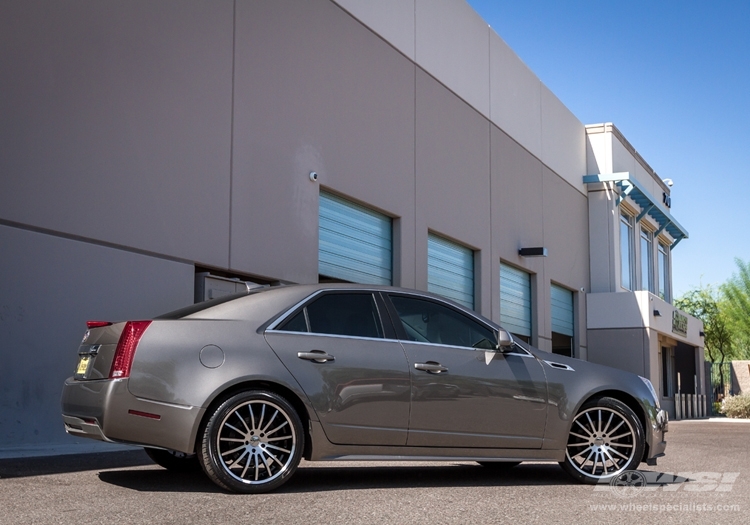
[199,390,304,494]
[560,397,644,484]
[144,447,200,472]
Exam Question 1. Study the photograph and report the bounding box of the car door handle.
[414,362,448,374]
[297,351,335,363]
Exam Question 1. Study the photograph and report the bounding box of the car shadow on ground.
[97,462,577,493]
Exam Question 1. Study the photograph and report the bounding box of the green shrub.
[719,393,750,419]
[712,402,723,416]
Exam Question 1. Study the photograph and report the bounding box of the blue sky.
[467,0,750,297]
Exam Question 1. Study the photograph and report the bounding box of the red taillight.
[109,321,151,379]
[87,321,113,329]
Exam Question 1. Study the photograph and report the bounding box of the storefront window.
[620,213,634,290]
[640,228,653,293]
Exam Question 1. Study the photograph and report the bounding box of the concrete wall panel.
[587,292,644,329]
[231,0,416,284]
[0,0,234,268]
[540,85,586,194]
[489,32,542,159]
[0,224,193,454]
[332,0,416,61]
[587,328,648,377]
[587,189,617,293]
[415,69,491,315]
[586,131,610,175]
[415,0,490,118]
[542,167,589,347]
[611,135,638,177]
[490,126,544,325]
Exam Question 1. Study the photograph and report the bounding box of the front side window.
[640,228,653,293]
[389,295,495,349]
[658,243,670,301]
[620,212,634,290]
[279,293,384,339]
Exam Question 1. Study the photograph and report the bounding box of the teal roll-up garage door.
[319,192,392,285]
[500,263,531,337]
[551,284,574,336]
[427,234,474,309]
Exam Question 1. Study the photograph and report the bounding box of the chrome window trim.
[266,288,382,332]
[264,329,400,344]
[267,287,522,353]
[398,339,535,357]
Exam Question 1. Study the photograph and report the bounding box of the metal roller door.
[427,234,474,309]
[319,192,392,285]
[551,284,574,336]
[500,263,531,338]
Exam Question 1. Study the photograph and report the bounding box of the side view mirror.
[495,329,514,352]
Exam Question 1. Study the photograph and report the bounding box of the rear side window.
[278,293,384,339]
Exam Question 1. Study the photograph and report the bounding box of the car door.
[385,293,548,449]
[264,291,410,446]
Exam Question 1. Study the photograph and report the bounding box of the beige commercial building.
[0,0,703,456]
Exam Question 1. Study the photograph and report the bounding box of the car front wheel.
[199,390,304,493]
[560,397,645,484]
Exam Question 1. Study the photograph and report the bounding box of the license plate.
[76,355,91,375]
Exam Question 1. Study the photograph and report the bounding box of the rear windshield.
[155,291,257,320]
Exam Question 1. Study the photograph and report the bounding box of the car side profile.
[61,284,668,493]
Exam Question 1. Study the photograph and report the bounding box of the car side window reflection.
[389,295,495,349]
[278,293,384,339]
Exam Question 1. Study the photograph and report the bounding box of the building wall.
[0,225,193,454]
[588,328,650,378]
[1,0,594,453]
[0,0,235,269]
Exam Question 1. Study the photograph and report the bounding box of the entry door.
[265,292,410,446]
[387,294,548,449]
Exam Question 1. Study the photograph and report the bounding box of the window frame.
[658,242,671,302]
[640,227,654,293]
[269,289,397,340]
[386,293,493,350]
[620,211,635,291]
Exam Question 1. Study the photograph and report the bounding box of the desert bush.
[719,393,750,419]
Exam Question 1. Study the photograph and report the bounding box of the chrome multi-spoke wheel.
[560,397,644,484]
[200,391,304,493]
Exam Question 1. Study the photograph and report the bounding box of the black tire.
[199,390,304,494]
[560,397,645,484]
[477,461,521,470]
[144,447,200,473]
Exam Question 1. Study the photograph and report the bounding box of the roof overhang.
[583,172,688,249]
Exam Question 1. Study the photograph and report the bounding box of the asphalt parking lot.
[1,419,748,525]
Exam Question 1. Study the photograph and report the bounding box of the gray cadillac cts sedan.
[61,284,668,493]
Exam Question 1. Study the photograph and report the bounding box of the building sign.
[672,310,688,337]
[663,192,672,208]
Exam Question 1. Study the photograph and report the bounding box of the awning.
[583,172,688,249]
